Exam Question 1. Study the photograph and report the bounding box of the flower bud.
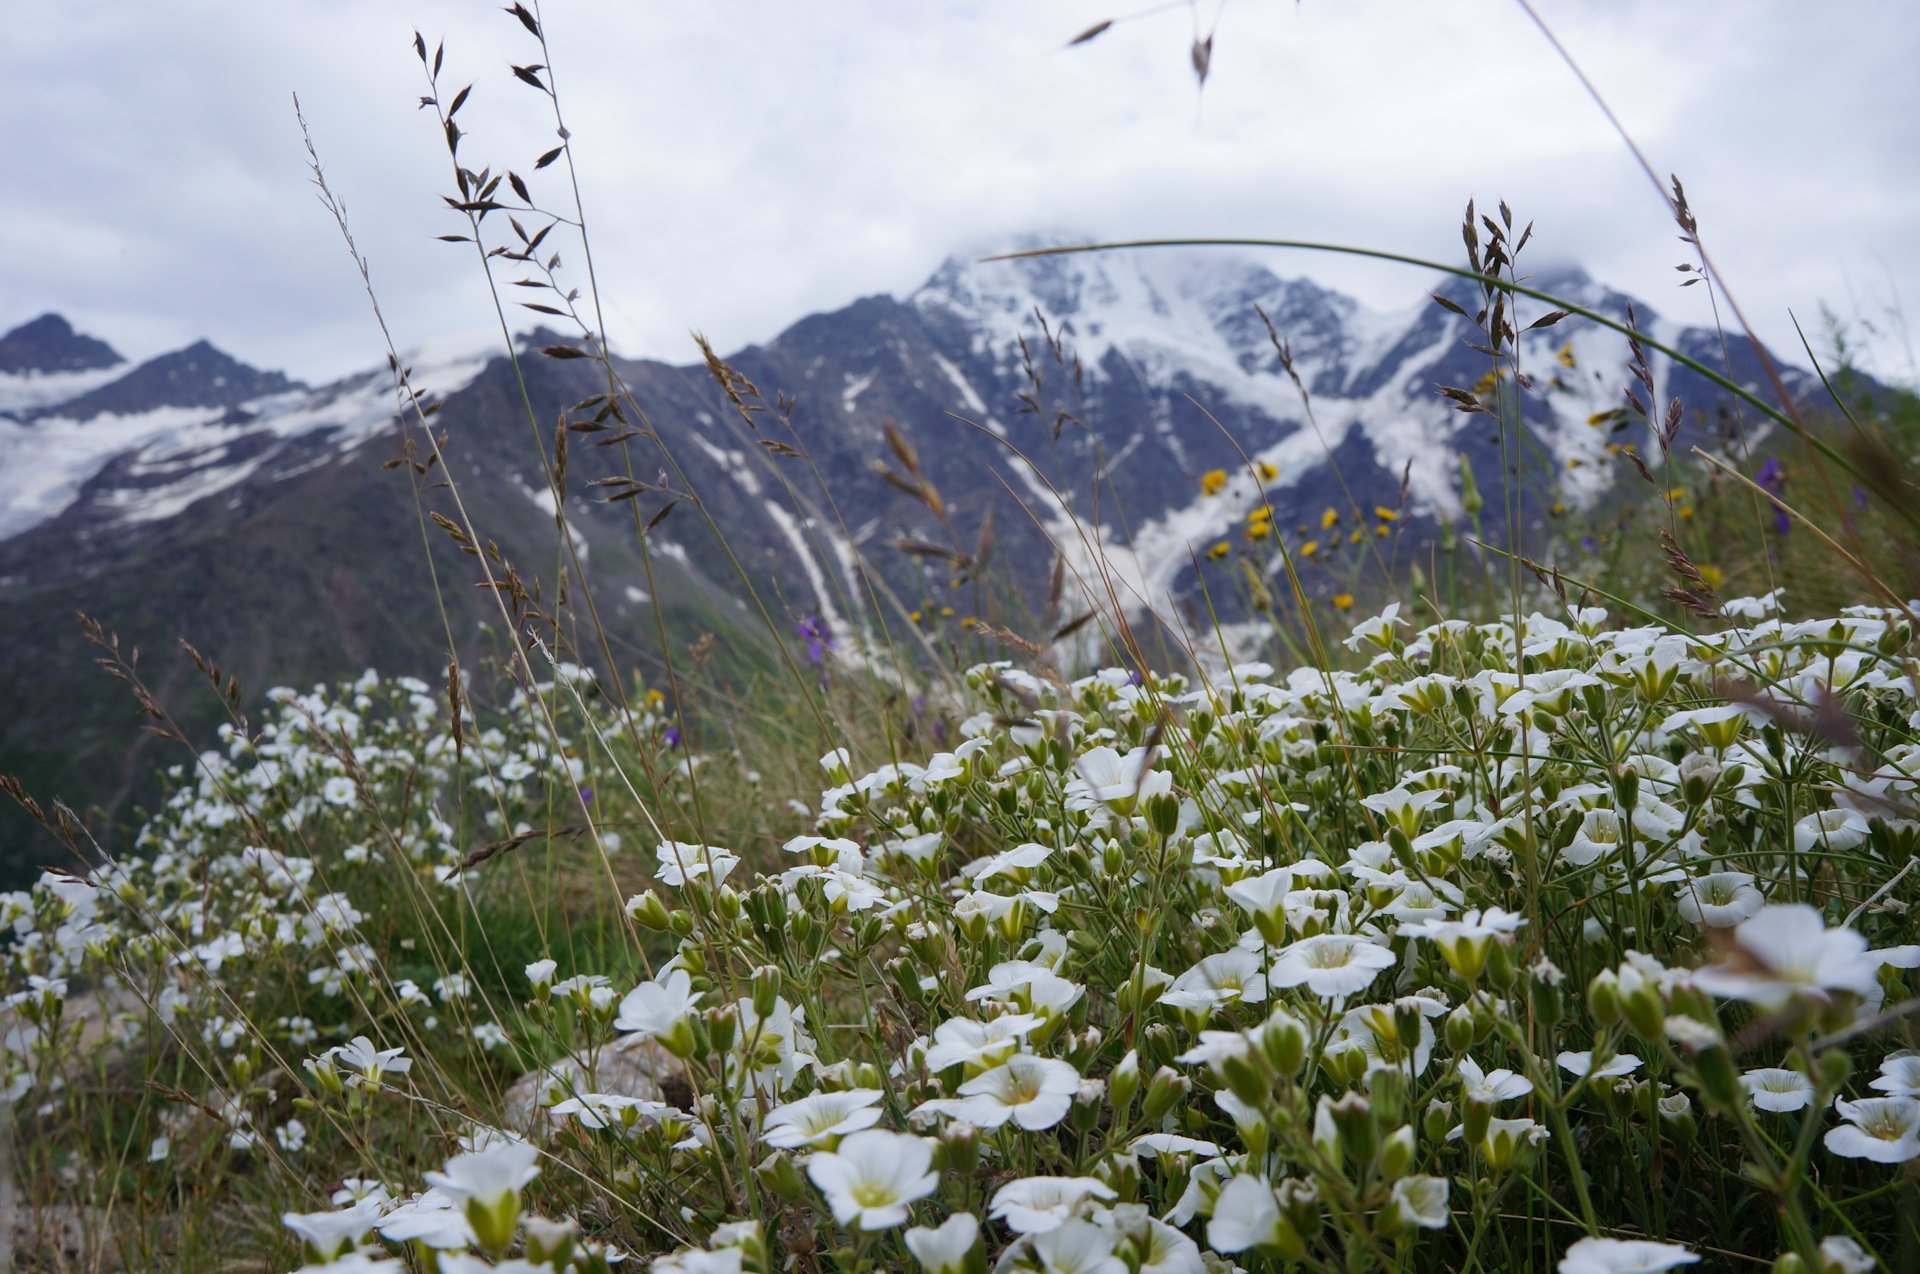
[1486,938,1517,991]
[1528,972,1563,1028]
[1815,1049,1853,1092]
[1423,1099,1453,1144]
[1277,1177,1321,1247]
[625,889,671,930]
[1109,1049,1141,1120]
[1657,1092,1696,1144]
[705,1005,737,1055]
[750,965,782,1018]
[1217,1050,1270,1109]
[1259,1009,1308,1076]
[1330,1091,1376,1165]
[1368,1065,1407,1129]
[1142,1067,1189,1123]
[525,1215,579,1266]
[1149,793,1181,838]
[1623,982,1666,1041]
[1445,1004,1476,1054]
[1381,1124,1415,1181]
[1588,969,1623,1026]
[1462,1093,1493,1145]
[936,1120,979,1176]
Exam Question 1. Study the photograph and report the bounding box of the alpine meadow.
[6,5,1920,1273]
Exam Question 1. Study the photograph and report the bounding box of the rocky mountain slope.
[0,242,1815,881]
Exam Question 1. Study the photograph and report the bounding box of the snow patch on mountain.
[0,366,126,417]
[0,337,494,540]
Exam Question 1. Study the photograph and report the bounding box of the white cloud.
[2,0,1915,385]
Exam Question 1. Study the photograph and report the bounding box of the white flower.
[1793,807,1870,854]
[962,841,1054,882]
[1065,746,1171,811]
[1389,1175,1450,1230]
[613,969,701,1038]
[1456,1056,1533,1103]
[730,994,816,1096]
[988,1176,1117,1234]
[1691,904,1883,1008]
[806,1129,938,1230]
[1267,934,1396,999]
[1206,1175,1283,1254]
[1224,867,1294,937]
[1871,1052,1920,1097]
[1563,808,1623,867]
[1740,1067,1815,1113]
[1672,872,1765,928]
[905,1213,981,1274]
[422,1140,540,1211]
[1128,1133,1225,1160]
[275,1118,308,1154]
[1557,1051,1642,1080]
[652,1247,746,1274]
[1557,1236,1700,1273]
[1399,907,1525,978]
[524,959,557,990]
[1343,602,1406,652]
[1028,1218,1127,1274]
[964,961,1084,1016]
[922,1053,1080,1130]
[283,1198,381,1261]
[924,1014,1041,1071]
[1824,1095,1920,1163]
[762,1089,885,1148]
[654,840,739,887]
[1159,949,1268,1014]
[1818,1236,1875,1274]
[328,1036,412,1090]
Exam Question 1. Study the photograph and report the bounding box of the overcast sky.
[4,1,1917,386]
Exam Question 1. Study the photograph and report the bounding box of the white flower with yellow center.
[805,1129,938,1230]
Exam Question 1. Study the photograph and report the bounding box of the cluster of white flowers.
[0,664,693,1148]
[12,596,1920,1270]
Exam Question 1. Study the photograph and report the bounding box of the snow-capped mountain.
[0,243,1816,880]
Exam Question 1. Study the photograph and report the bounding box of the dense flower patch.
[8,594,1920,1271]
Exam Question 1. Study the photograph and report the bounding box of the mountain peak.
[27,338,302,422]
[0,313,125,376]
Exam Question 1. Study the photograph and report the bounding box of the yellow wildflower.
[1200,469,1228,496]
[1206,541,1231,560]
[1321,507,1340,529]
[1333,593,1355,611]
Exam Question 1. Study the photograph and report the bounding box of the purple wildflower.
[794,615,833,667]
[578,786,595,805]
[1755,459,1790,534]
[664,726,681,750]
